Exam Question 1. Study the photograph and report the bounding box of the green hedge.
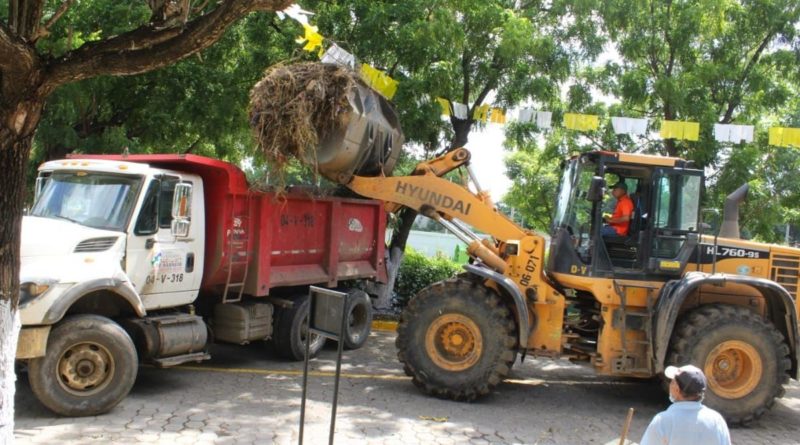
[394,248,461,307]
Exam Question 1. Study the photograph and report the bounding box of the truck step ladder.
[222,193,251,304]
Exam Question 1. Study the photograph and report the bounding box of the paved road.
[14,330,800,444]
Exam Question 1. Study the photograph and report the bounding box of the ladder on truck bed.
[222,192,251,304]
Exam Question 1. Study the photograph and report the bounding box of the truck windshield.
[30,171,142,232]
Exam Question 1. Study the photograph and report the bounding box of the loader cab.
[547,151,704,281]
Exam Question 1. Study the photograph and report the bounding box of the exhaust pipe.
[718,183,748,239]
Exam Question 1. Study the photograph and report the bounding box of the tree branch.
[719,31,775,123]
[30,0,76,43]
[41,0,292,94]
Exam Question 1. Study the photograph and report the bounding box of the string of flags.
[434,100,800,147]
[279,4,399,100]
[280,7,799,148]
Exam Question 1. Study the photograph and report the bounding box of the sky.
[462,124,512,202]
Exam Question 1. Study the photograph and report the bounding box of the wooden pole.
[618,407,635,445]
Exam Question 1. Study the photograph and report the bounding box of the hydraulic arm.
[346,147,566,353]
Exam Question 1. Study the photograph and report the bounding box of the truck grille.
[74,237,118,253]
[770,254,800,298]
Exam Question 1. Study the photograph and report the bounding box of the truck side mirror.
[586,176,606,202]
[171,183,192,237]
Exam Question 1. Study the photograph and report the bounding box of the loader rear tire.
[28,315,138,417]
[396,278,516,401]
[667,304,790,424]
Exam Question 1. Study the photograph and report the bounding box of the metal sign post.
[298,286,349,445]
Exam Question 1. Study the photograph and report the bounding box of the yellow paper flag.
[360,64,399,99]
[684,122,700,141]
[769,127,800,148]
[473,104,489,123]
[436,97,452,116]
[563,113,599,131]
[489,108,506,124]
[660,120,700,141]
[296,23,324,55]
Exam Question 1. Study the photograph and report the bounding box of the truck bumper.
[16,326,50,359]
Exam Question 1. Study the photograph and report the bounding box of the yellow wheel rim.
[57,341,115,396]
[425,314,483,371]
[704,340,763,399]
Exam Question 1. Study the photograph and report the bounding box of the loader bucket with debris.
[249,62,403,184]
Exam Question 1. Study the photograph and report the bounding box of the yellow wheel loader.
[343,147,798,424]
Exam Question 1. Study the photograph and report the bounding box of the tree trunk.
[372,208,417,310]
[450,119,473,151]
[0,108,38,445]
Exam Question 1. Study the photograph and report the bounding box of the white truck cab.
[20,159,205,325]
[17,159,207,417]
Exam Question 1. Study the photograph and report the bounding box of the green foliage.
[506,0,800,242]
[394,248,461,306]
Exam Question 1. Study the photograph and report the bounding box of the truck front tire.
[28,315,138,416]
[273,294,326,360]
[396,278,516,401]
[667,304,790,424]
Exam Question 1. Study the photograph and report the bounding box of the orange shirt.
[610,194,634,236]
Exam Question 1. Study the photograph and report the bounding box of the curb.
[371,320,398,332]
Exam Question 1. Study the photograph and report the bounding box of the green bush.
[394,248,461,307]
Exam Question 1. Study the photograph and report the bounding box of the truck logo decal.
[395,181,472,216]
[348,218,363,232]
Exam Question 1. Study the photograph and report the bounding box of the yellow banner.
[490,108,506,124]
[473,104,489,123]
[660,120,699,141]
[296,23,324,55]
[436,97,452,116]
[563,113,599,131]
[769,127,800,148]
[360,64,399,100]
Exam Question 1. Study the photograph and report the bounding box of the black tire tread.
[396,277,516,401]
[667,304,790,425]
[28,314,138,417]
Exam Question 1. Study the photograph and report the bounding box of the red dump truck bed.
[69,154,387,296]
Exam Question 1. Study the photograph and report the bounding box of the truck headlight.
[19,280,57,306]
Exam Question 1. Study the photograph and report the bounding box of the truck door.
[645,169,703,275]
[127,175,202,309]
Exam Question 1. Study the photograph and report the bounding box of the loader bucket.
[315,80,404,184]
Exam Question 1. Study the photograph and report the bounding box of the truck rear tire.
[273,295,326,360]
[343,290,372,350]
[667,304,790,424]
[396,278,516,401]
[28,315,138,417]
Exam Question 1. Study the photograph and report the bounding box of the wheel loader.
[340,147,798,424]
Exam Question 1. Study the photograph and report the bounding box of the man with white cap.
[640,364,731,445]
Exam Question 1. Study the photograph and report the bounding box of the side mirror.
[171,183,192,237]
[34,176,46,203]
[586,176,606,202]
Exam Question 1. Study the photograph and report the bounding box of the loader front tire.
[396,278,516,401]
[28,315,138,416]
[667,304,790,424]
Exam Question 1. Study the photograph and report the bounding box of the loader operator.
[601,182,634,237]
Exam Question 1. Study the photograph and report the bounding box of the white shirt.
[641,401,731,445]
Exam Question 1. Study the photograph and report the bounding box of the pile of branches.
[249,62,357,174]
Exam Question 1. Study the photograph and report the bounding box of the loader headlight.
[19,280,57,306]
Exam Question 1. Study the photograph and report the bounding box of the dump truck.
[337,147,798,424]
[15,153,390,416]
